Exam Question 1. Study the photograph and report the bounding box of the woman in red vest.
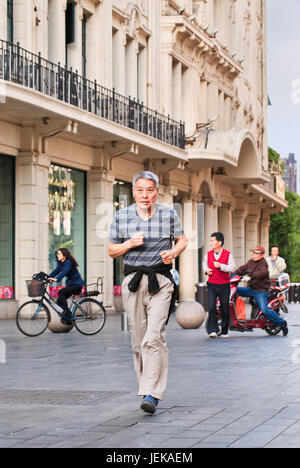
[203,232,236,338]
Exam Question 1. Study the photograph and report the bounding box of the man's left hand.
[160,250,175,265]
[213,262,221,269]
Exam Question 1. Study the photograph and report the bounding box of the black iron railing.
[0,40,185,149]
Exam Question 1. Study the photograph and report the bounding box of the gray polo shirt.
[109,203,184,266]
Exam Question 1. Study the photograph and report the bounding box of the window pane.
[0,155,14,300]
[48,165,86,284]
[7,0,14,43]
[66,2,75,45]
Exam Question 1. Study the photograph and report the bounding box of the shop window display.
[48,165,86,295]
[0,155,14,300]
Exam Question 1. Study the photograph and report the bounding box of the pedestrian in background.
[203,232,236,339]
[266,246,286,277]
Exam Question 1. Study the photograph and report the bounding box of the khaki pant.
[122,273,174,401]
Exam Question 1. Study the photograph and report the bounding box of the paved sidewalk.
[0,305,300,448]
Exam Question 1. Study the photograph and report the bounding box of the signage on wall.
[0,287,14,300]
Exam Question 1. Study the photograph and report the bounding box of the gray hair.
[132,171,159,188]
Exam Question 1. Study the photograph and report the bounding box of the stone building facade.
[0,0,286,317]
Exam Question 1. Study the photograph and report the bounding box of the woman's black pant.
[57,285,82,316]
[207,282,230,335]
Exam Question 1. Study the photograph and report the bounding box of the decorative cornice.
[161,16,242,80]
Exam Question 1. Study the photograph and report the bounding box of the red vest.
[207,249,231,284]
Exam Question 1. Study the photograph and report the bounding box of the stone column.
[207,80,218,121]
[232,209,247,267]
[86,167,115,308]
[125,37,138,98]
[15,152,51,306]
[14,0,34,50]
[147,0,161,109]
[138,45,147,104]
[172,60,182,121]
[0,1,7,41]
[218,204,233,252]
[245,214,260,257]
[112,26,126,95]
[199,78,208,123]
[182,68,198,134]
[161,51,173,116]
[198,200,218,281]
[98,0,113,89]
[66,1,82,72]
[260,215,270,255]
[159,185,177,208]
[86,9,101,84]
[176,197,206,329]
[35,0,48,57]
[203,200,218,256]
[48,0,67,65]
[179,198,198,301]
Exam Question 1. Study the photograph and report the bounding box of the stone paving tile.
[157,437,201,448]
[0,438,23,448]
[148,426,198,436]
[201,434,241,445]
[192,442,229,448]
[48,440,88,448]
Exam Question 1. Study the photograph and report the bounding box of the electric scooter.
[206,273,290,336]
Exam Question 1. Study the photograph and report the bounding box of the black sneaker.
[61,316,73,326]
[282,321,289,337]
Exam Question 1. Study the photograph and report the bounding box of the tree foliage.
[269,190,300,282]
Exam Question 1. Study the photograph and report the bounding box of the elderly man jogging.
[108,171,188,414]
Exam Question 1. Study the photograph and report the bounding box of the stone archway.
[227,130,261,183]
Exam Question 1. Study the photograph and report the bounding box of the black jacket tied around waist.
[124,262,178,324]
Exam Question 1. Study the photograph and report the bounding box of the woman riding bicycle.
[49,248,85,326]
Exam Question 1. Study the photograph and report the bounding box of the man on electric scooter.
[235,246,288,336]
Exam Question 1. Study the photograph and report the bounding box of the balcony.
[0,40,185,150]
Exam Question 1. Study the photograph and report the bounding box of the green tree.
[269,190,300,282]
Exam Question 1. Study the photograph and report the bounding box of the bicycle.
[16,275,106,337]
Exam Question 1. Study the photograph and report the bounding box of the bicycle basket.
[26,279,46,298]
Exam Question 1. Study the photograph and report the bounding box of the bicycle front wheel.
[74,298,106,336]
[16,300,50,337]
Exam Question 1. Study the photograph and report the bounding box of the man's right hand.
[109,232,144,259]
[206,268,213,276]
[129,232,144,248]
